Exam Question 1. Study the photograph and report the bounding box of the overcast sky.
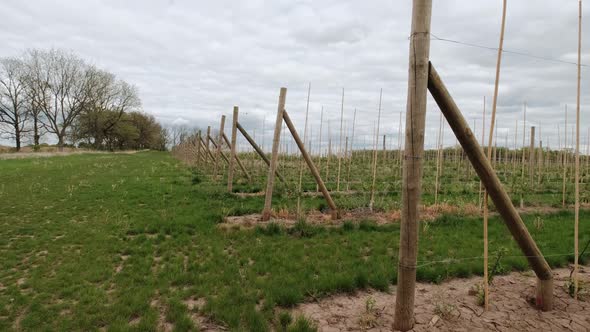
[1,0,588,152]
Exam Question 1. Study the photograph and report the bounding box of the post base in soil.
[535,277,553,311]
[330,210,341,220]
[261,212,271,222]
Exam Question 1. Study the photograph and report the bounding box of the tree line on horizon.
[0,48,167,152]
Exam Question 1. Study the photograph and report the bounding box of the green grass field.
[1,151,588,331]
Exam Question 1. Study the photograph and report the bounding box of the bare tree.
[79,68,140,148]
[24,49,51,148]
[0,57,29,151]
[26,49,92,150]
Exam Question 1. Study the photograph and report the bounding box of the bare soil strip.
[220,204,568,229]
[291,266,589,331]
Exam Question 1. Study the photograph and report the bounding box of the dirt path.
[292,266,589,331]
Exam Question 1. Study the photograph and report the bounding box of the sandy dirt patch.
[291,265,589,331]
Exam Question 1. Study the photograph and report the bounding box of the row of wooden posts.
[172,0,584,329]
[171,81,573,330]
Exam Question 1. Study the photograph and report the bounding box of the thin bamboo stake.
[326,122,332,186]
[344,136,349,172]
[514,119,518,170]
[538,140,544,185]
[297,83,312,217]
[479,96,486,210]
[493,121,498,165]
[563,105,568,208]
[317,107,324,192]
[521,102,527,180]
[381,135,387,163]
[529,126,536,189]
[369,89,383,211]
[574,0,582,299]
[483,0,506,310]
[393,1,432,329]
[346,109,357,191]
[435,112,443,206]
[262,88,287,222]
[337,88,345,192]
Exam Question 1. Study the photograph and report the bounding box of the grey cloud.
[0,0,588,152]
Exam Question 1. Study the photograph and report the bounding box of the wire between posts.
[415,252,577,269]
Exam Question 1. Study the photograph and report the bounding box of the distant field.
[0,152,588,331]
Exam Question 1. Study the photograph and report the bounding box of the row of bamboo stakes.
[170,0,585,329]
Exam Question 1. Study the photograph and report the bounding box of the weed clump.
[287,316,317,332]
[277,311,293,331]
[256,222,283,236]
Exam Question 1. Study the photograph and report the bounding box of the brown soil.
[219,203,579,230]
[291,265,589,331]
[220,203,481,229]
[150,293,174,332]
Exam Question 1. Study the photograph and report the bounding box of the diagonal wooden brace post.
[283,110,339,219]
[236,122,285,183]
[222,133,251,181]
[428,62,553,311]
[200,136,214,162]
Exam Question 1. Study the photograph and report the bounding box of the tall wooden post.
[428,63,553,311]
[393,1,432,330]
[262,88,287,221]
[227,107,239,193]
[214,116,226,180]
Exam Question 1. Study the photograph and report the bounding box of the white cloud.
[0,0,588,151]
